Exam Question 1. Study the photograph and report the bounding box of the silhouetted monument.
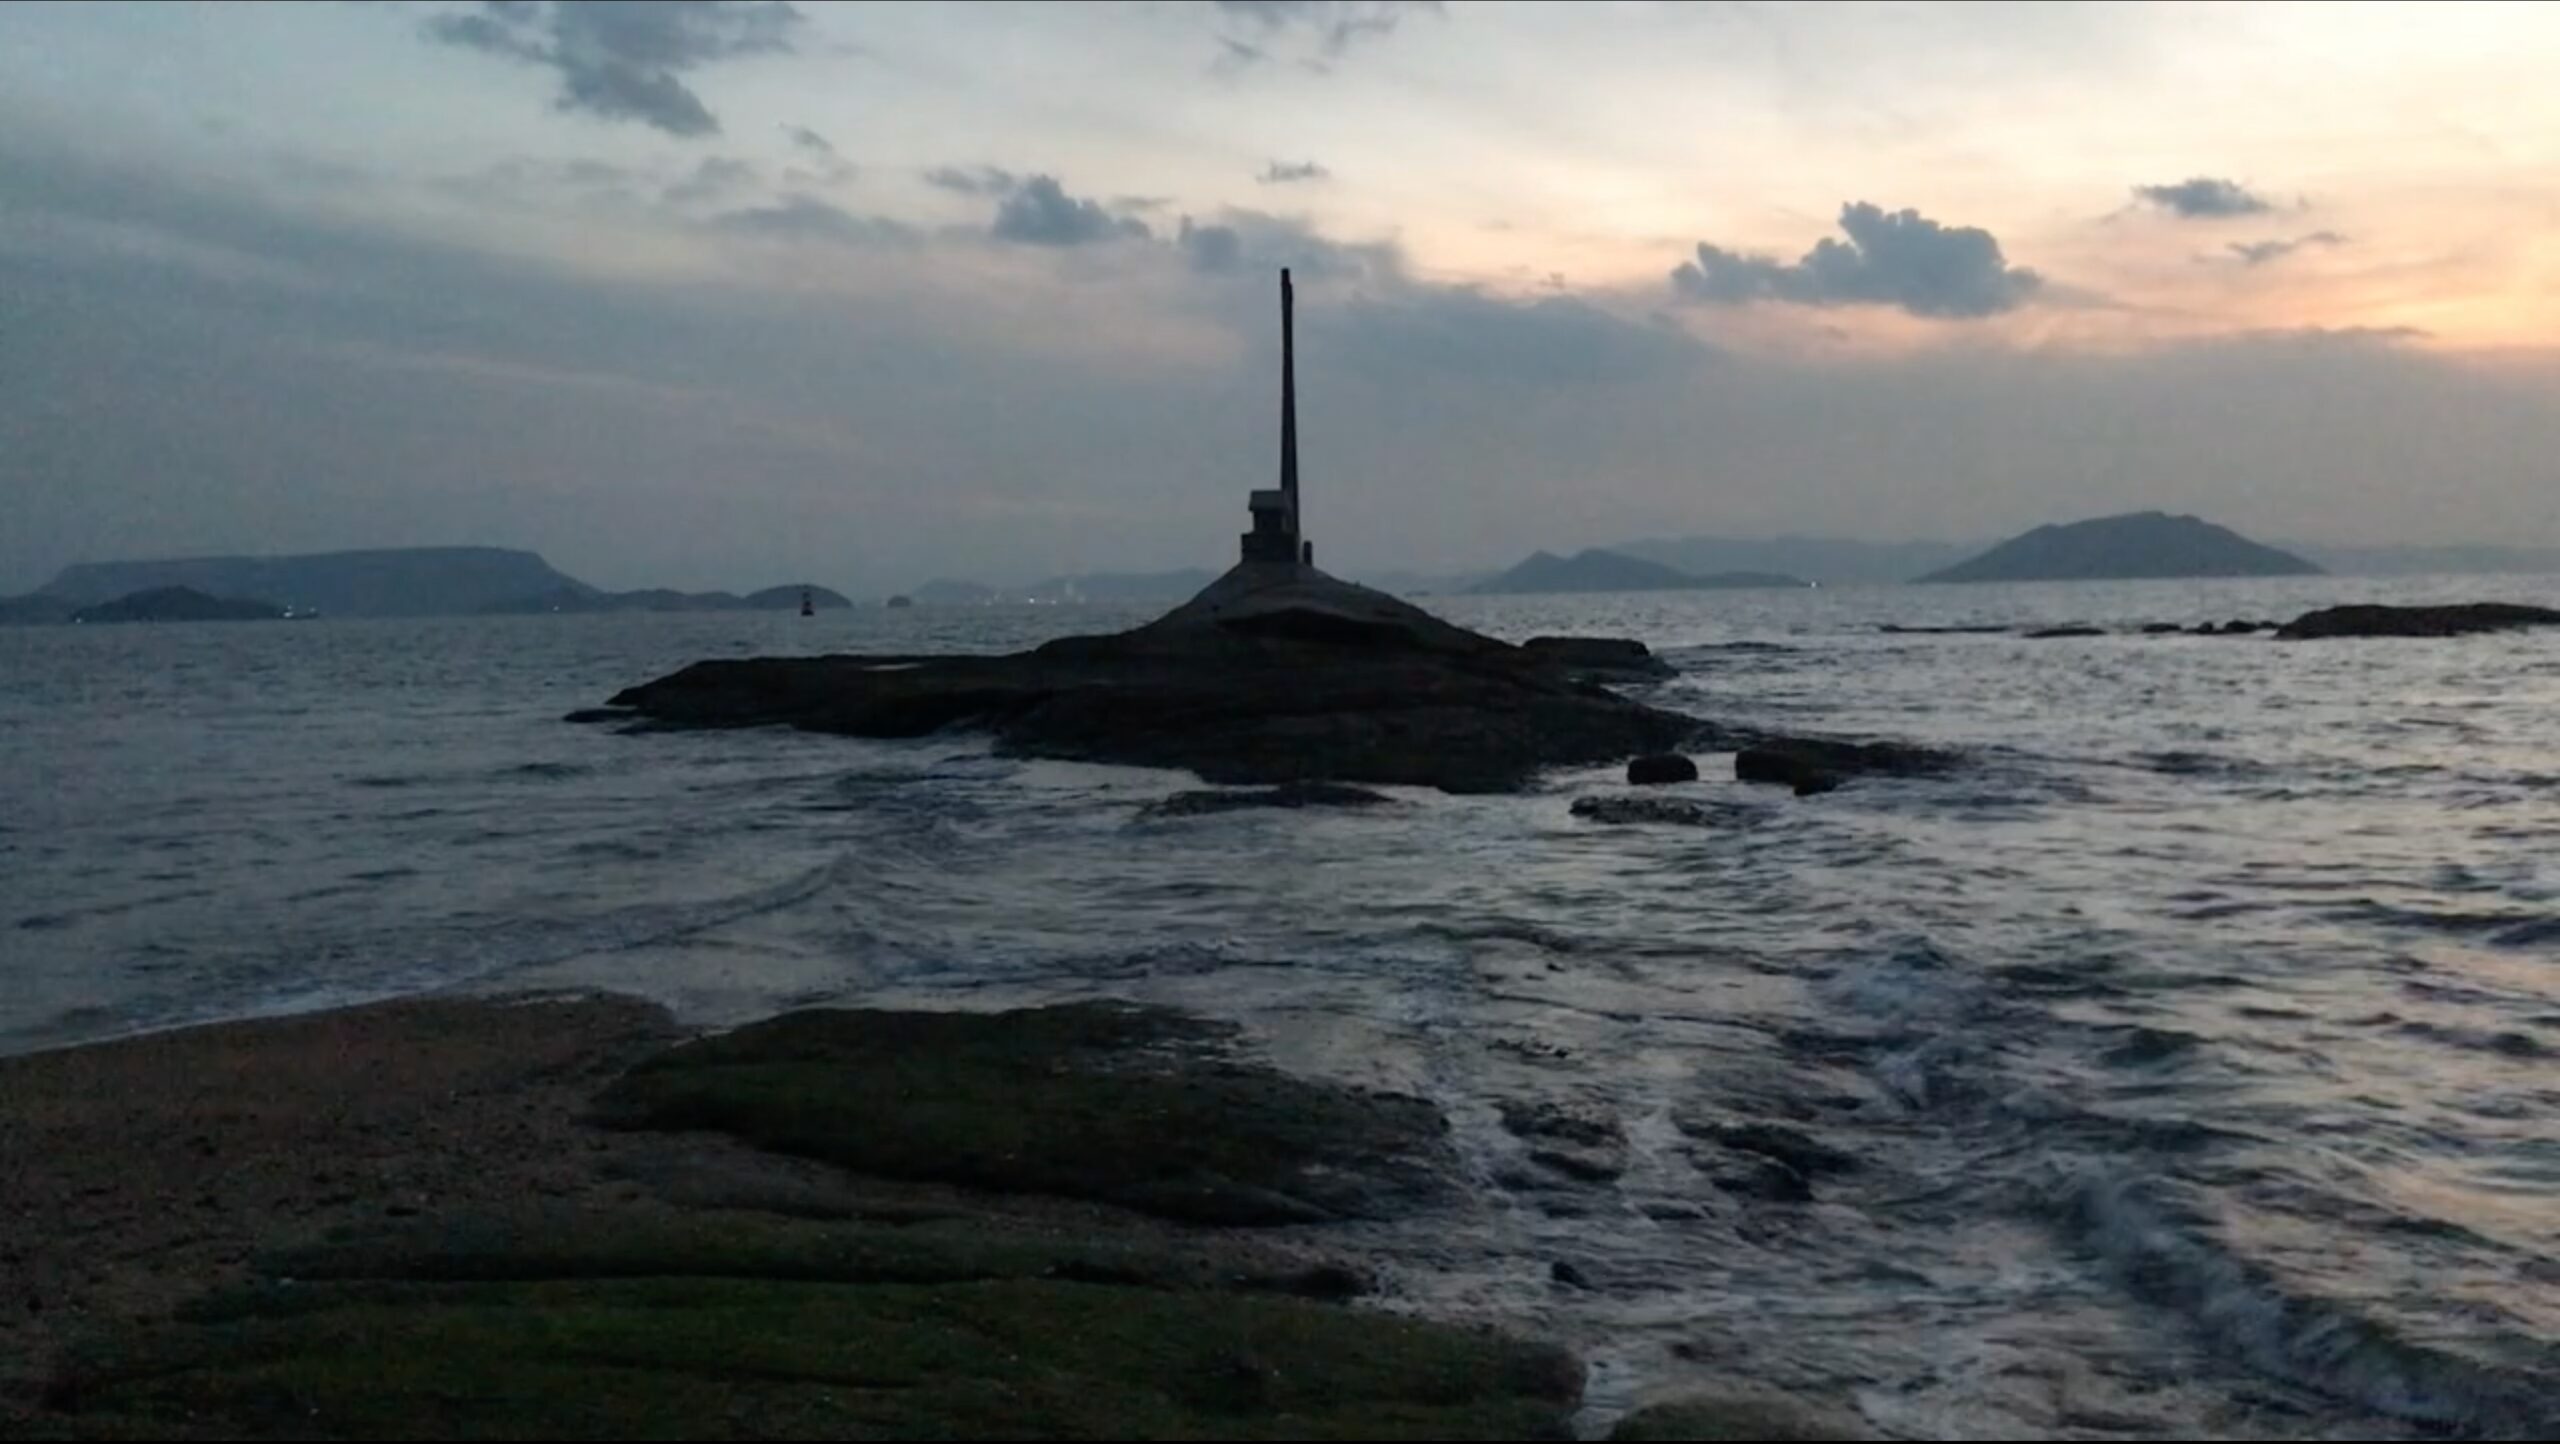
[1241,269,1310,567]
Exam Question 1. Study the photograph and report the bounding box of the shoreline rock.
[1734,737,1958,796]
[1146,781,1396,817]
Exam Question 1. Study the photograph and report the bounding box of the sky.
[4,0,2558,593]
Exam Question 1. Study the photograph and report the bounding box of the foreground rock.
[594,1000,1458,1226]
[2276,601,2560,640]
[14,997,1583,1440]
[601,564,1701,793]
[1734,737,1958,796]
[1521,635,1678,681]
[1572,795,1723,827]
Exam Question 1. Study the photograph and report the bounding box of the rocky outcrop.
[2276,602,2560,640]
[1734,737,1957,796]
[1571,795,1732,827]
[1627,753,1699,785]
[600,564,1703,793]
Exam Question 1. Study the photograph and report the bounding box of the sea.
[4,573,2557,1439]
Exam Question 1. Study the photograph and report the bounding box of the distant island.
[69,585,285,624]
[1917,512,2321,583]
[482,584,850,616]
[1472,548,1808,595]
[1613,534,1974,587]
[5,548,857,622]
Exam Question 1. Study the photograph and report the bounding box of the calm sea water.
[4,574,2557,1438]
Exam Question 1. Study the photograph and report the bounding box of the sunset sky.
[5,0,2557,591]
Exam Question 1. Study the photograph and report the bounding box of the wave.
[2052,1171,2560,1436]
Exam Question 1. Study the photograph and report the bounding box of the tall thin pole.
[1279,268,1299,538]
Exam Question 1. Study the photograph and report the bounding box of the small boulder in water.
[2140,622,2184,635]
[2025,625,2104,639]
[1147,782,1394,817]
[1627,753,1699,786]
[1735,736,1954,796]
[1571,795,1715,827]
[562,707,634,724]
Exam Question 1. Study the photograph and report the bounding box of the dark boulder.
[2140,622,2184,635]
[562,707,634,724]
[2276,602,2560,640]
[1690,1121,1857,1177]
[2024,625,2104,639]
[1735,736,1955,796]
[1709,1158,1813,1204]
[1627,753,1700,785]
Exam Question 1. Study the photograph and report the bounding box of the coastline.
[5,991,1801,1441]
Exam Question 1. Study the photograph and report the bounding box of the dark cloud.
[1210,1,1439,68]
[923,164,1019,196]
[783,124,835,156]
[1175,211,1396,280]
[422,1,804,137]
[1338,290,1706,384]
[2229,230,2345,266]
[2135,177,2273,218]
[663,156,756,207]
[1671,202,2041,318]
[1258,160,1330,185]
[990,176,1152,246]
[709,195,913,245]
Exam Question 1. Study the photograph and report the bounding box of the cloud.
[1671,202,2042,318]
[783,124,835,156]
[923,164,1019,196]
[1258,160,1331,185]
[2228,231,2346,266]
[663,156,756,207]
[1210,1,1440,69]
[990,175,1152,246]
[709,195,914,245]
[1176,211,1396,280]
[421,1,804,137]
[1338,290,1706,384]
[2134,176,2273,218]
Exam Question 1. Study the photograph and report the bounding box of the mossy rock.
[590,1002,1455,1226]
[1609,1393,1867,1441]
[49,1272,1579,1440]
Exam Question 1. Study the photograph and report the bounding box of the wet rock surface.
[599,566,1701,793]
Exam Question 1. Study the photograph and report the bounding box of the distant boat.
[886,595,914,610]
[799,587,814,618]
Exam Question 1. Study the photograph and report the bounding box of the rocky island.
[1472,547,1808,594]
[1918,510,2321,583]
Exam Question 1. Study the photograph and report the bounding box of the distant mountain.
[1615,535,1975,587]
[1918,512,2321,584]
[69,586,284,623]
[2291,543,2560,578]
[40,547,594,618]
[1346,568,1494,597]
[0,593,71,625]
[486,584,851,615]
[1473,548,1807,595]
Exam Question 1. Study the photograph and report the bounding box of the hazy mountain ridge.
[39,547,593,618]
[1919,512,2320,583]
[1614,534,1976,586]
[1474,548,1808,594]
